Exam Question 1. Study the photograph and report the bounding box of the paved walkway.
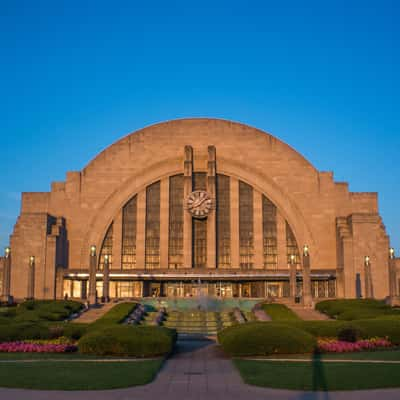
[72,302,117,323]
[288,305,331,320]
[1,340,400,400]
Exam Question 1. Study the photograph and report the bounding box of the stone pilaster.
[136,190,146,269]
[290,259,297,300]
[253,190,264,269]
[160,177,170,269]
[103,256,110,301]
[183,146,193,269]
[207,146,216,269]
[364,259,374,298]
[230,177,239,269]
[1,249,11,302]
[302,249,312,307]
[27,257,35,299]
[88,247,97,304]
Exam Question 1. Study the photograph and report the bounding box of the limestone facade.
[1,118,398,301]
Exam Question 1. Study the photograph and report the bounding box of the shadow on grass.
[297,350,330,399]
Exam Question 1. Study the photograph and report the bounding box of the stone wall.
[8,118,392,299]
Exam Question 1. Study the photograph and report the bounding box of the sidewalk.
[1,340,400,400]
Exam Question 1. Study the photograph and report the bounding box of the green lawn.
[261,303,300,321]
[0,359,163,390]
[234,359,400,391]
[244,349,400,361]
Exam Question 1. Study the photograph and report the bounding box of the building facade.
[1,118,399,302]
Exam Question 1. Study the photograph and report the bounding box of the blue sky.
[1,0,399,254]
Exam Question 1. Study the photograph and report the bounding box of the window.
[168,175,184,268]
[145,181,161,269]
[239,181,254,269]
[217,174,231,268]
[99,223,113,270]
[122,196,137,269]
[262,196,277,268]
[286,222,300,265]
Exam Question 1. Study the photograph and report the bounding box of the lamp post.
[302,245,312,307]
[1,247,11,303]
[88,245,97,305]
[389,248,399,305]
[103,254,110,302]
[364,255,373,298]
[27,256,35,299]
[289,254,297,301]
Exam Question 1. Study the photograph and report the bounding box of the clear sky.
[1,0,399,255]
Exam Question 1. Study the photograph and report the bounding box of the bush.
[261,304,300,321]
[352,318,400,345]
[284,320,350,338]
[78,325,176,357]
[316,299,398,320]
[218,322,316,357]
[88,302,137,331]
[13,300,83,323]
[337,327,363,343]
[0,323,52,342]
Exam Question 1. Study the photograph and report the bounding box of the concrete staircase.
[72,302,117,324]
[286,304,330,320]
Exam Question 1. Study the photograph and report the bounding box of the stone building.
[1,118,399,303]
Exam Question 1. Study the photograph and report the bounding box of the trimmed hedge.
[262,304,300,321]
[78,325,177,357]
[11,300,83,323]
[0,323,52,342]
[218,322,316,356]
[316,299,400,320]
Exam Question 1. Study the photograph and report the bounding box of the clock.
[186,190,213,219]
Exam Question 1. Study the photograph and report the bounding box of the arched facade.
[4,118,399,302]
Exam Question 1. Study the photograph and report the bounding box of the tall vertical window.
[99,223,113,270]
[145,181,161,269]
[239,181,254,269]
[122,196,137,269]
[286,222,300,265]
[217,174,230,268]
[262,196,277,268]
[192,172,207,268]
[168,174,184,268]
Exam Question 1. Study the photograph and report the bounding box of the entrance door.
[266,283,280,298]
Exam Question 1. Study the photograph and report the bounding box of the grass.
[316,299,400,320]
[0,359,163,390]
[261,303,300,321]
[243,349,400,361]
[234,359,400,390]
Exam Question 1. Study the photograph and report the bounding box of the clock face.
[186,190,213,219]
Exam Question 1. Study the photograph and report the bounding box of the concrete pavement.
[1,340,400,400]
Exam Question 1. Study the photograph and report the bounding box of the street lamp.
[29,256,35,266]
[4,247,10,258]
[290,254,296,265]
[364,256,370,266]
[389,248,395,259]
[90,245,96,257]
[303,245,309,257]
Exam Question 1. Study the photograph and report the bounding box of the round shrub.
[218,322,316,357]
[337,326,364,343]
[78,325,176,357]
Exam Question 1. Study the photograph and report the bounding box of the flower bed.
[0,342,77,353]
[318,337,392,353]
